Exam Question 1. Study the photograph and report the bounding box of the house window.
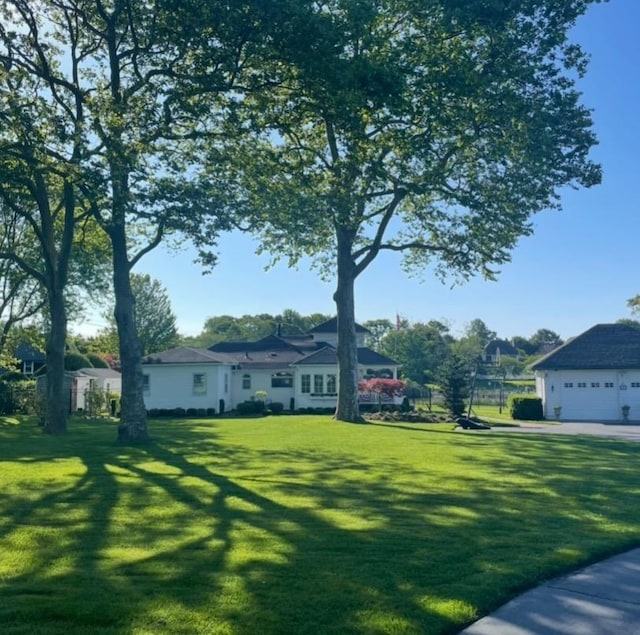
[591,382,600,388]
[23,361,35,375]
[301,374,311,393]
[604,382,614,388]
[577,382,586,388]
[271,372,293,388]
[143,374,150,394]
[631,382,640,388]
[242,374,251,390]
[326,374,336,394]
[224,373,229,393]
[193,373,207,395]
[314,374,324,393]
[564,382,573,388]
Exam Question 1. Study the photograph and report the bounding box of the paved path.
[459,423,640,634]
[466,421,640,442]
[459,548,640,634]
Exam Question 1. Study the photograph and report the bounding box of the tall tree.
[362,319,394,351]
[0,0,284,441]
[0,57,110,432]
[438,354,471,418]
[464,320,497,347]
[380,321,451,384]
[103,274,178,356]
[0,210,46,358]
[529,328,564,351]
[181,310,332,348]
[232,0,603,421]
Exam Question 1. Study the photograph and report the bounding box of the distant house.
[141,318,401,412]
[484,339,519,364]
[14,342,46,376]
[531,323,640,422]
[37,368,122,413]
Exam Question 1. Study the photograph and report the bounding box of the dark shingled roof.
[530,324,640,371]
[14,342,46,362]
[207,334,324,369]
[142,347,224,364]
[294,347,398,366]
[485,339,518,357]
[308,317,369,334]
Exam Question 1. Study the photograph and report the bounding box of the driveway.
[477,422,640,442]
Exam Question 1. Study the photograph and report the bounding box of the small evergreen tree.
[438,355,470,418]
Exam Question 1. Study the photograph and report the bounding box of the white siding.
[230,368,295,409]
[143,364,223,411]
[537,369,640,421]
[310,332,366,347]
[295,363,401,409]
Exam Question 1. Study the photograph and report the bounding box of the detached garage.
[531,324,640,422]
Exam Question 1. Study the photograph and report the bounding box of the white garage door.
[558,374,619,421]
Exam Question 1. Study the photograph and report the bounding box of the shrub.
[196,408,207,417]
[0,382,17,415]
[148,408,160,417]
[289,397,295,411]
[85,389,106,416]
[186,408,197,417]
[269,402,284,415]
[174,407,186,417]
[1,371,25,382]
[236,400,266,415]
[85,353,109,368]
[206,407,216,416]
[65,352,93,371]
[509,395,544,421]
[219,399,225,415]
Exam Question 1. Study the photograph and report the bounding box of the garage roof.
[531,324,640,371]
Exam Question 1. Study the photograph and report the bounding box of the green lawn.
[2,415,640,634]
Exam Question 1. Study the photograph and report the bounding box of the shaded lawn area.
[2,416,640,634]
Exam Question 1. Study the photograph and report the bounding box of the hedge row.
[147,407,217,418]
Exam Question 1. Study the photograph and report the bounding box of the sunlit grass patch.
[1,415,640,633]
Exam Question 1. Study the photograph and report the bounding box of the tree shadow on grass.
[3,418,640,633]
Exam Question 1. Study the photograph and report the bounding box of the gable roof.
[208,334,325,369]
[74,368,121,379]
[530,324,640,371]
[308,317,369,334]
[14,342,46,363]
[485,339,518,357]
[294,347,399,366]
[142,347,224,365]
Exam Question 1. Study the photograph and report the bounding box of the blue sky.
[78,0,640,342]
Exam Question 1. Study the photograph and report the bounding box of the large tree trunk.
[43,286,68,434]
[333,230,364,423]
[111,226,148,443]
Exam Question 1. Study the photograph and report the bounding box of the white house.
[531,323,640,422]
[70,368,122,412]
[36,367,122,413]
[141,318,401,412]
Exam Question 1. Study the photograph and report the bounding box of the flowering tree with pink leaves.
[358,378,406,412]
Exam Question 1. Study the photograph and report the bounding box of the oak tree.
[229,0,603,421]
[0,0,281,440]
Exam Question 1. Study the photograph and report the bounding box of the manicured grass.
[2,415,640,634]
